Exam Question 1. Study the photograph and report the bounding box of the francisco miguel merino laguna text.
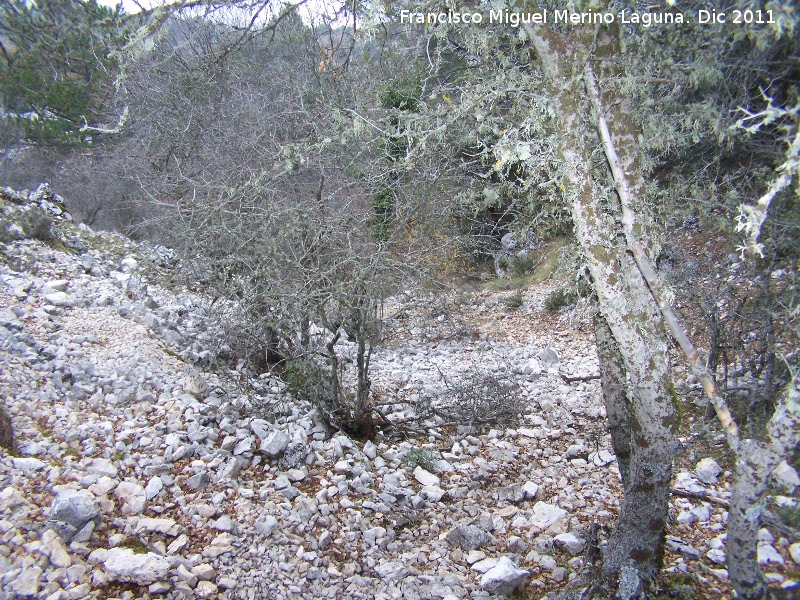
[399,9,686,28]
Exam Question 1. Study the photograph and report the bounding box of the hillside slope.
[1,186,797,599]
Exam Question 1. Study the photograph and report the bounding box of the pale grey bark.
[584,54,800,599]
[524,22,678,599]
[595,314,632,486]
[584,61,740,450]
[728,382,800,599]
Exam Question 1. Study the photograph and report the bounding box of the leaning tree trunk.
[583,26,800,599]
[524,22,679,598]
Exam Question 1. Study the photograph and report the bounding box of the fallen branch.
[560,373,601,383]
[671,488,730,508]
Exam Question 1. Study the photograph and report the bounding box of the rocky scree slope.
[0,186,798,600]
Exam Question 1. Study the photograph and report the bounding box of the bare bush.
[408,368,524,431]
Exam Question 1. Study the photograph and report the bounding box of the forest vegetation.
[1,0,799,598]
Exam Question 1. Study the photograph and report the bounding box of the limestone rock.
[144,477,163,500]
[420,485,447,502]
[41,529,72,568]
[45,279,69,292]
[7,565,42,597]
[250,419,271,441]
[522,481,539,500]
[757,542,785,566]
[471,557,499,573]
[554,532,585,556]
[538,555,557,571]
[694,458,722,484]
[589,449,615,467]
[195,581,219,598]
[413,466,440,487]
[666,536,700,559]
[255,514,278,537]
[49,490,101,542]
[528,502,567,530]
[202,533,236,558]
[103,548,170,585]
[86,458,118,478]
[120,257,138,272]
[498,483,525,503]
[772,460,800,492]
[480,556,530,597]
[363,440,378,460]
[0,486,25,511]
[788,542,800,565]
[260,430,290,458]
[44,292,72,306]
[446,524,491,551]
[114,481,147,515]
[129,517,182,537]
[374,561,411,581]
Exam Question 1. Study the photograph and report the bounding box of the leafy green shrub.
[282,359,329,405]
[0,206,53,241]
[404,448,437,470]
[545,287,577,312]
[775,504,800,531]
[655,572,702,599]
[369,186,395,242]
[117,536,149,555]
[502,291,524,309]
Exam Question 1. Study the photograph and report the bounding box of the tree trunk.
[595,314,632,485]
[728,382,800,599]
[727,439,776,600]
[524,22,678,598]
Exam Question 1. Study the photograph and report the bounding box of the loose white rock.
[45,279,69,292]
[471,557,499,573]
[41,529,71,568]
[144,477,163,500]
[130,517,182,537]
[480,556,530,597]
[260,430,290,458]
[528,502,567,530]
[114,481,146,515]
[255,514,279,537]
[103,548,170,585]
[413,466,440,487]
[789,542,800,565]
[694,458,722,484]
[772,460,800,492]
[8,565,42,597]
[757,542,785,566]
[363,440,378,459]
[44,292,72,306]
[202,533,236,558]
[374,561,411,581]
[553,532,585,556]
[522,482,539,499]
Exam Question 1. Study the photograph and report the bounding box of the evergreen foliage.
[0,0,123,145]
